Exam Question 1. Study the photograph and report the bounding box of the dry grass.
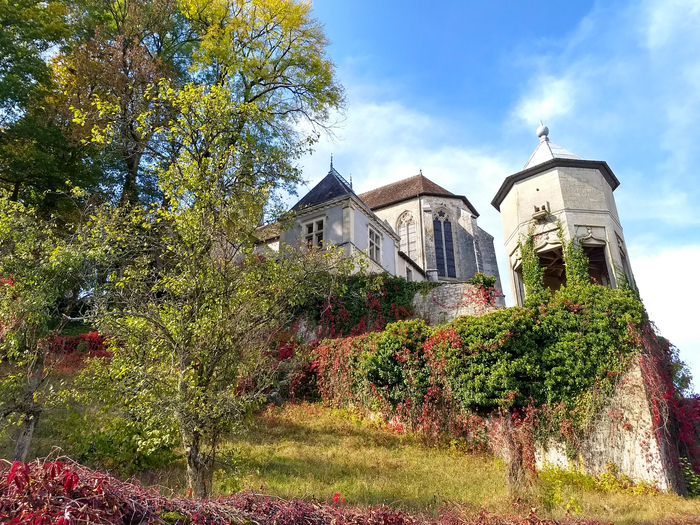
[218,403,700,524]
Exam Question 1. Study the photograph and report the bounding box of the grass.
[221,403,506,513]
[5,398,700,524]
[214,402,700,525]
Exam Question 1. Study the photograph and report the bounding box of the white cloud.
[511,76,577,127]
[630,245,700,386]
[643,0,700,51]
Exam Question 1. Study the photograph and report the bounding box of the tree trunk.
[120,151,141,205]
[13,408,40,462]
[12,332,47,462]
[181,429,213,498]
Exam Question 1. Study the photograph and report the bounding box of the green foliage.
[0,0,68,121]
[681,457,700,498]
[305,272,439,337]
[314,281,645,448]
[361,320,433,407]
[466,272,497,289]
[557,223,589,286]
[518,230,549,307]
[0,190,96,460]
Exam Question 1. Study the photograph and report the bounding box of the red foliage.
[638,322,700,474]
[46,332,111,373]
[0,458,609,525]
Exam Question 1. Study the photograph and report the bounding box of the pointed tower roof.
[523,121,581,169]
[291,162,355,211]
[491,123,619,211]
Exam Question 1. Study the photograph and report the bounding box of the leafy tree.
[0,189,94,461]
[78,1,345,494]
[0,0,69,124]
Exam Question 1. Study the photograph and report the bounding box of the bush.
[314,282,645,448]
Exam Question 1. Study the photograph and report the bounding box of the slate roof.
[358,174,479,217]
[291,166,354,211]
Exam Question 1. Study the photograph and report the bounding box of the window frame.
[368,226,381,263]
[303,217,325,248]
[433,209,457,279]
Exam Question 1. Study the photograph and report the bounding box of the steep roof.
[291,166,354,211]
[358,174,479,217]
[523,136,581,169]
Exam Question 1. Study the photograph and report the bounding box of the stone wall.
[411,282,497,326]
[536,358,685,492]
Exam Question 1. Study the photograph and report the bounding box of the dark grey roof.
[291,167,354,211]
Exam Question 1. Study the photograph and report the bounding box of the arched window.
[397,212,417,260]
[433,210,456,278]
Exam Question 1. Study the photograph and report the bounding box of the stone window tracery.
[397,212,417,260]
[433,210,456,278]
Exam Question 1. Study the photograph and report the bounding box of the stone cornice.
[491,158,621,212]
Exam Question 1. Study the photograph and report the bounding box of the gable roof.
[358,174,479,217]
[291,166,354,211]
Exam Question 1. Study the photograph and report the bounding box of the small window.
[369,228,381,262]
[406,267,413,282]
[304,218,324,248]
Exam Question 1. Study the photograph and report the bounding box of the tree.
[55,0,191,204]
[80,0,345,496]
[0,0,69,124]
[0,189,94,461]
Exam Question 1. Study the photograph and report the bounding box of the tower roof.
[523,122,581,169]
[291,164,355,211]
[358,174,479,217]
[491,124,620,211]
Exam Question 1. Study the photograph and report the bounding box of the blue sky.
[296,0,700,387]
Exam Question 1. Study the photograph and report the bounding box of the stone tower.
[491,123,636,306]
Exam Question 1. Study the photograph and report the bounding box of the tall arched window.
[433,210,456,278]
[397,212,417,260]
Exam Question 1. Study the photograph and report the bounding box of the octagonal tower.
[491,123,636,306]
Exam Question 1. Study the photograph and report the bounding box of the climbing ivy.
[557,223,589,286]
[518,229,549,307]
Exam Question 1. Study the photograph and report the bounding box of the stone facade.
[536,359,684,492]
[359,174,503,300]
[411,283,497,326]
[492,124,636,305]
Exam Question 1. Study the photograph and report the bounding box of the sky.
[295,0,700,388]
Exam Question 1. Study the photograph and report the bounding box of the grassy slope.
[216,403,700,525]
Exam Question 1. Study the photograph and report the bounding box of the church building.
[282,163,502,290]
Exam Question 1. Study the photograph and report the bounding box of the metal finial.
[330,154,333,170]
[419,168,423,175]
[536,120,549,141]
[349,175,353,189]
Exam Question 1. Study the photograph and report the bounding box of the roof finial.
[419,168,423,175]
[536,120,550,142]
[349,175,353,189]
[330,154,334,170]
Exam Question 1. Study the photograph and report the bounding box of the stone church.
[280,163,502,291]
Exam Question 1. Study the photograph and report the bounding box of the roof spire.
[536,120,550,142]
[330,154,333,170]
[349,175,353,189]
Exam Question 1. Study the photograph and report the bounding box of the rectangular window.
[304,218,324,248]
[369,228,381,262]
[406,267,413,282]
